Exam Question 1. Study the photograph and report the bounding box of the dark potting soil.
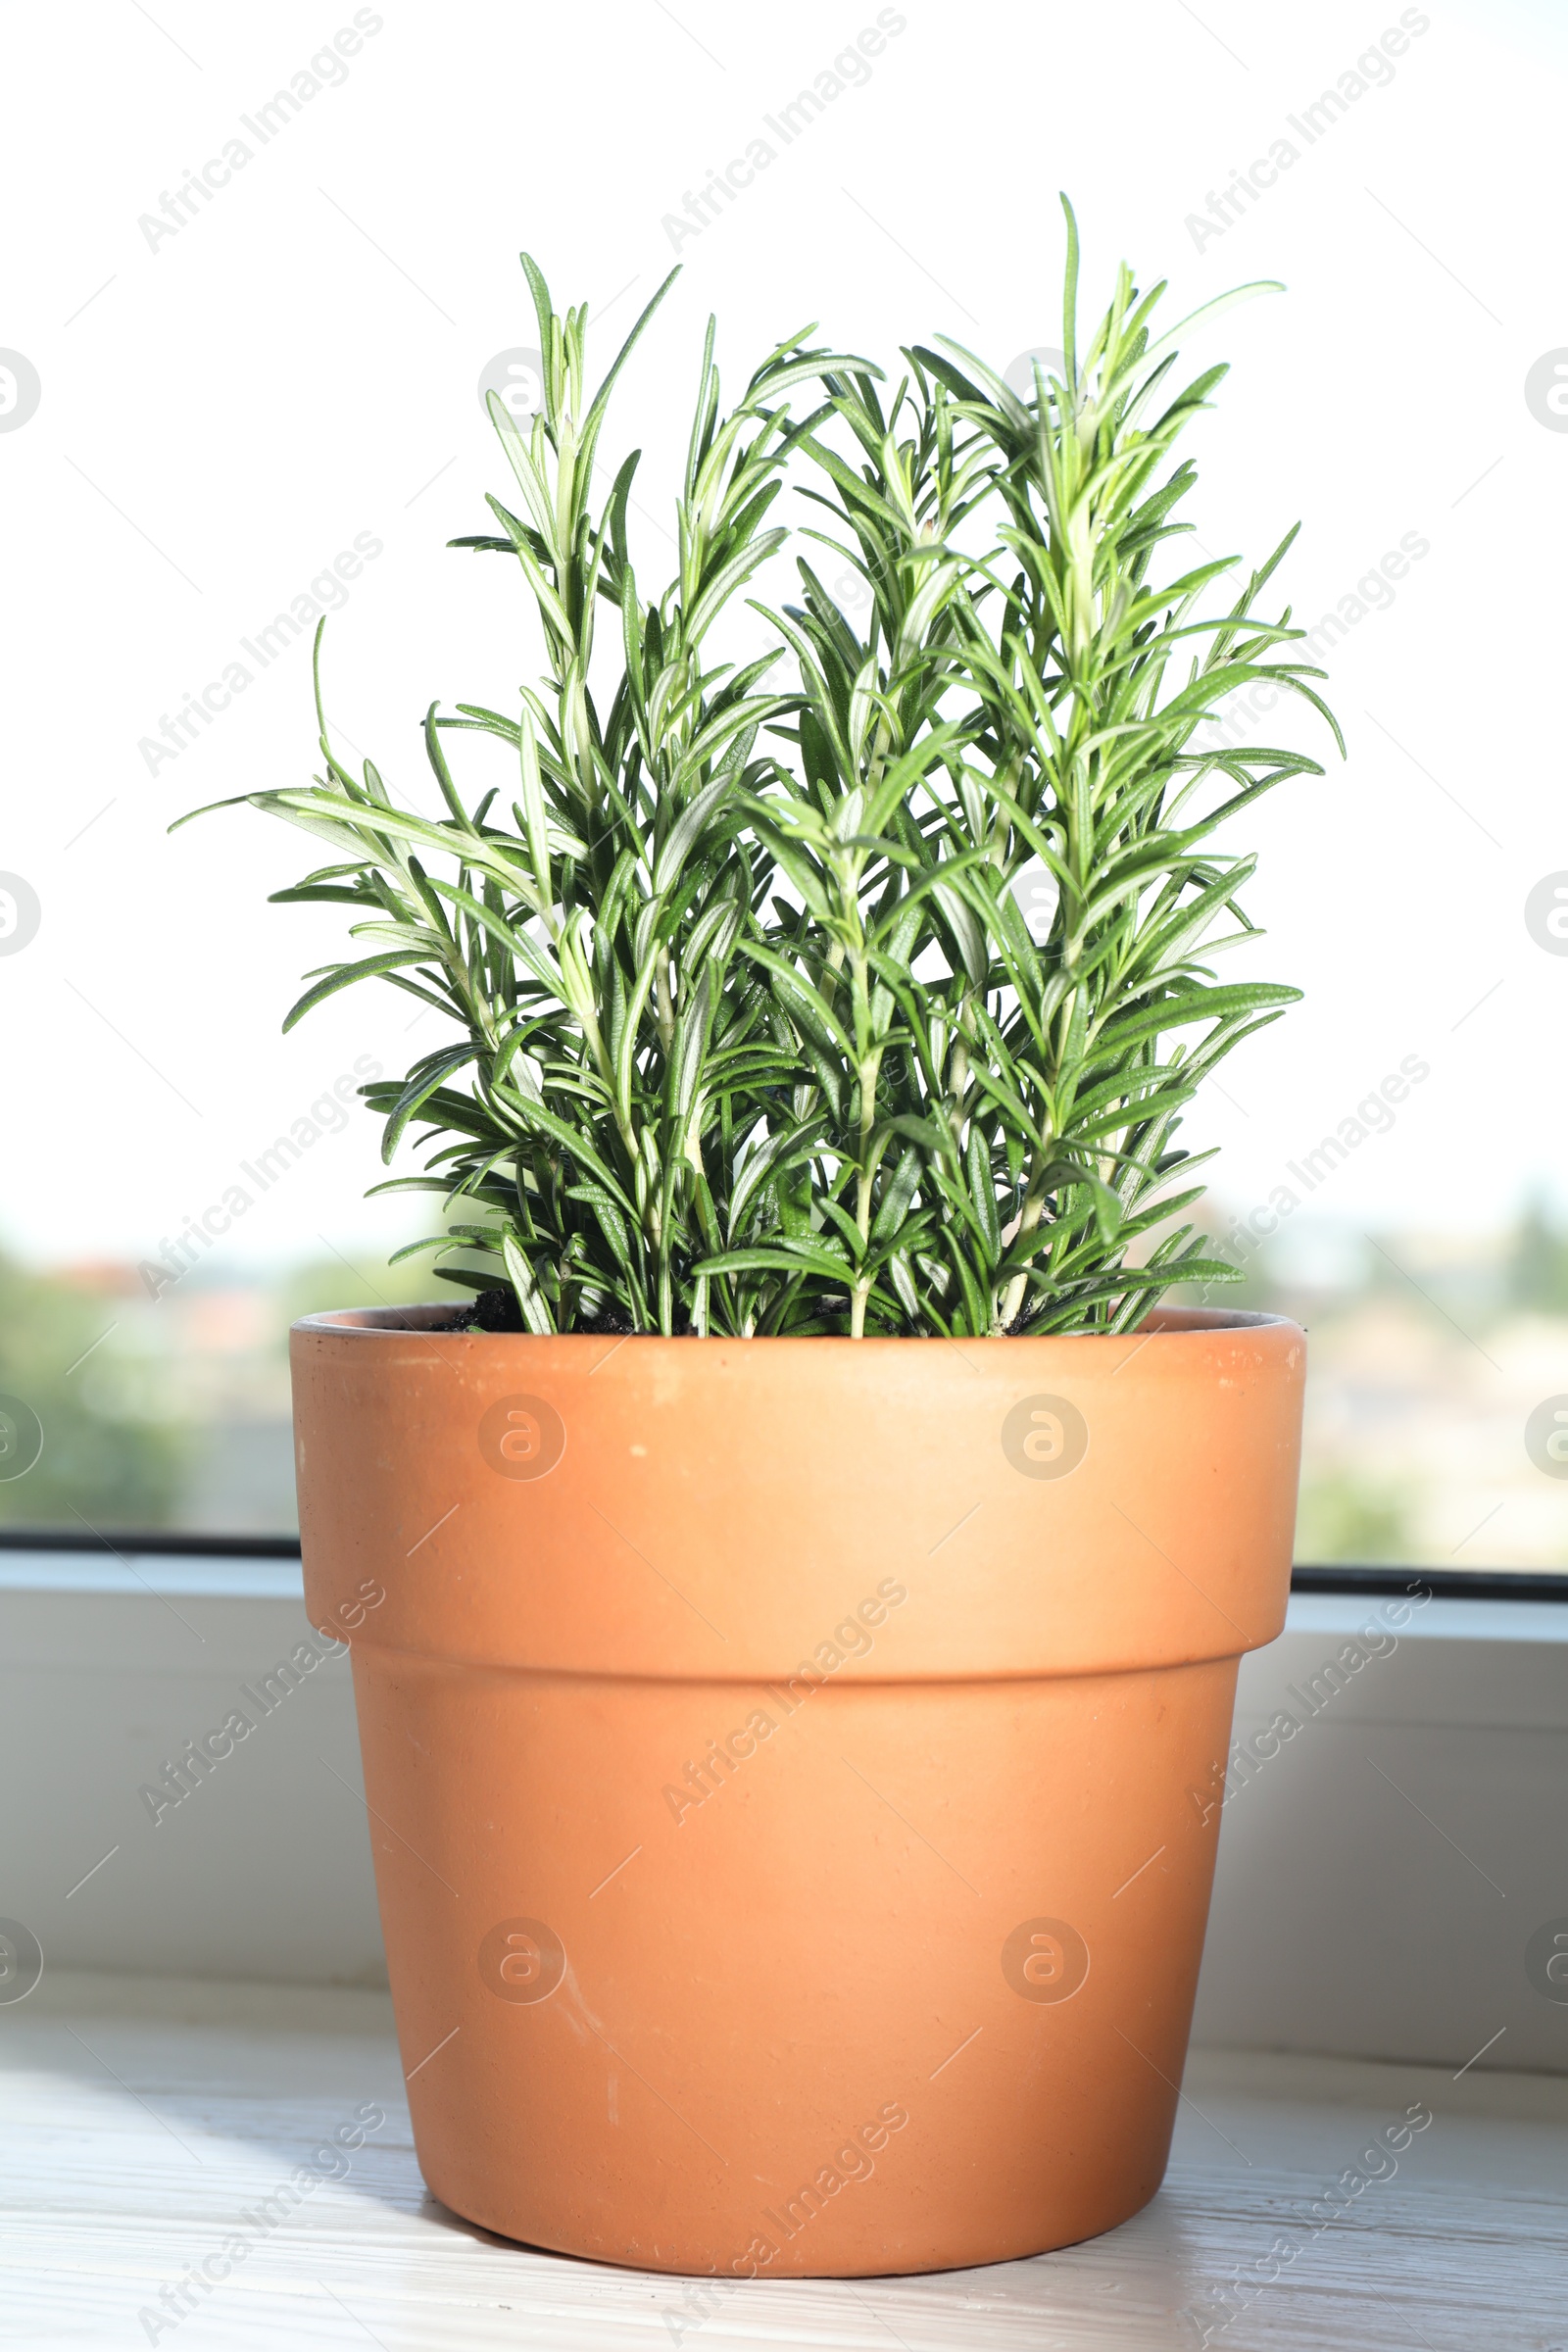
[428,1290,1044,1337]
[427,1288,637,1336]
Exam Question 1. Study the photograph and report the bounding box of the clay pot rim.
[293,1301,1299,1345]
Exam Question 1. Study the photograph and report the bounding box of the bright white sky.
[2,0,1564,1274]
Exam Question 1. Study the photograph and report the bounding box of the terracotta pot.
[292,1303,1303,2278]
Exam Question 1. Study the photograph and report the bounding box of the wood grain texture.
[1,1976,1561,2350]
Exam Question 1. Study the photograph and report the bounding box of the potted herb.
[184,204,1338,2278]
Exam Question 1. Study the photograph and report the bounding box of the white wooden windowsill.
[3,1563,1567,2074]
[3,1972,1562,2350]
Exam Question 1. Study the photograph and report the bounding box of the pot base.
[356,1648,1235,2279]
[425,2178,1165,2279]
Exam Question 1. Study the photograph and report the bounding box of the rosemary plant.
[183,208,1340,1338]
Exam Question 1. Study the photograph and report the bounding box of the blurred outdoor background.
[1,0,1563,1571]
[3,1199,1567,1567]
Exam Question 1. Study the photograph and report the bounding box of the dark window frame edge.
[0,1529,1564,1603]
